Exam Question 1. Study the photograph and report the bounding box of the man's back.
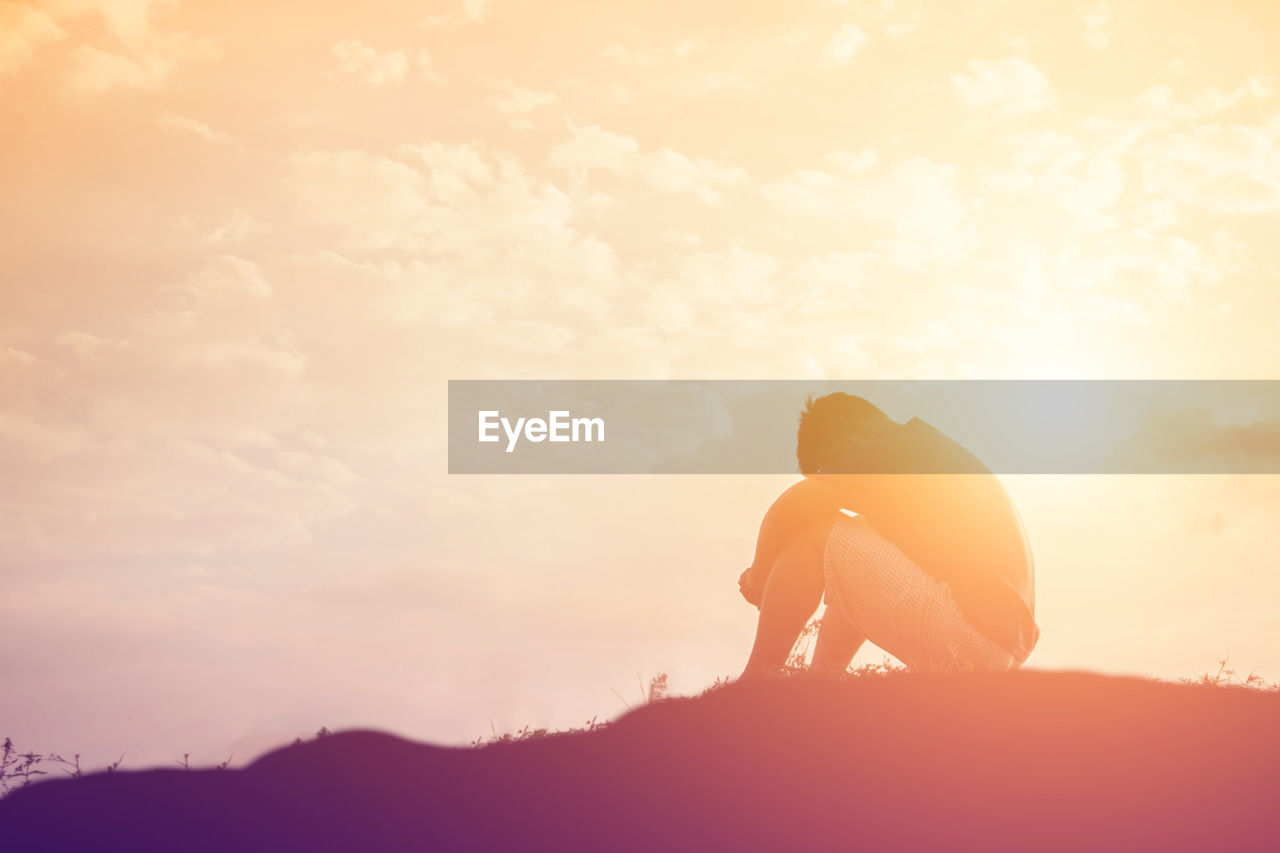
[819,418,1039,660]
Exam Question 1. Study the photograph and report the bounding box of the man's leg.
[740,529,826,678]
[811,605,865,673]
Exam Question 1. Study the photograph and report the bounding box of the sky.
[2,0,1279,770]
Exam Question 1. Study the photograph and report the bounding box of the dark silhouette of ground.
[3,671,1278,851]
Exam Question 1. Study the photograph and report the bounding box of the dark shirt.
[820,418,1040,661]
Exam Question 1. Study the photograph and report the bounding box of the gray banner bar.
[448,380,1280,474]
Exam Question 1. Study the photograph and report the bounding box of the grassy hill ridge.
[3,671,1278,851]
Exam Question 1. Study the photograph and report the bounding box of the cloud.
[419,0,492,29]
[46,0,221,94]
[1081,3,1111,49]
[52,0,178,47]
[175,254,273,300]
[1053,229,1218,302]
[490,80,557,129]
[983,129,1125,233]
[288,149,435,252]
[176,340,306,377]
[331,39,410,86]
[823,148,878,173]
[66,35,220,94]
[762,151,976,261]
[549,122,747,204]
[603,38,703,65]
[200,209,267,245]
[785,252,878,302]
[67,42,164,91]
[1140,122,1280,214]
[0,3,67,75]
[415,49,444,83]
[1135,77,1271,122]
[1,346,38,368]
[616,246,888,376]
[952,57,1054,115]
[549,123,637,173]
[855,0,925,38]
[1129,81,1277,214]
[157,111,239,146]
[692,71,760,95]
[55,330,126,359]
[0,410,85,461]
[884,13,924,38]
[823,25,867,69]
[670,247,779,307]
[287,142,619,336]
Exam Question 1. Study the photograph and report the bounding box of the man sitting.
[738,392,1039,677]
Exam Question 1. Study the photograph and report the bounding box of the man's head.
[796,393,892,474]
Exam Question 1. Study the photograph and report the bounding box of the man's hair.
[796,393,889,474]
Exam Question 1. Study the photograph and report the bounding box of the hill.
[3,671,1278,851]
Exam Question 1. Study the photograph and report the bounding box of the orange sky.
[2,0,1279,769]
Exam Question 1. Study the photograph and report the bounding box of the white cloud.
[201,210,267,245]
[643,149,748,203]
[1128,196,1178,234]
[490,80,557,129]
[177,255,273,300]
[604,38,703,65]
[549,123,637,173]
[672,247,779,306]
[983,129,1125,233]
[288,149,435,252]
[1135,78,1271,122]
[884,14,924,38]
[278,143,660,384]
[331,39,410,86]
[692,71,760,95]
[2,347,38,368]
[763,153,975,261]
[0,411,85,460]
[1081,3,1112,49]
[415,49,444,84]
[1052,229,1217,302]
[55,331,126,359]
[549,122,747,204]
[419,0,492,29]
[823,25,867,68]
[823,148,879,174]
[177,340,306,377]
[0,3,66,75]
[952,57,1054,115]
[287,142,621,342]
[66,42,166,91]
[66,33,218,94]
[51,1,221,94]
[51,0,177,48]
[158,112,240,146]
[785,252,878,302]
[1140,123,1280,214]
[402,141,496,202]
[661,229,702,248]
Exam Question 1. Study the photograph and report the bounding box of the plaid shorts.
[822,513,1018,673]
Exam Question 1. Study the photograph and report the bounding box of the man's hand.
[738,568,763,609]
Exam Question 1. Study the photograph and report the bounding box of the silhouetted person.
[738,393,1039,677]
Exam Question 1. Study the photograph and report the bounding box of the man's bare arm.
[739,477,846,603]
